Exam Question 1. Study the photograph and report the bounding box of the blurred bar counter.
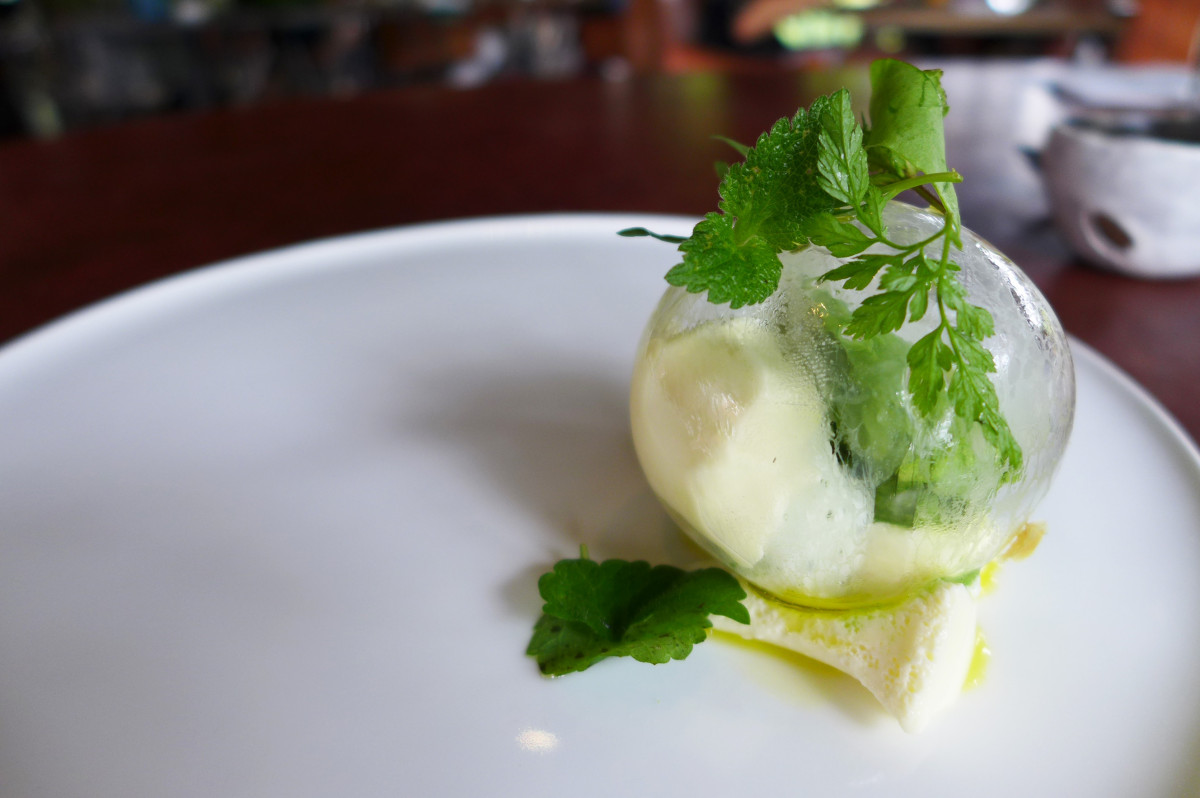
[1,63,1198,444]
[0,0,1150,138]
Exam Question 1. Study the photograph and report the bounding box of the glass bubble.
[630,203,1075,608]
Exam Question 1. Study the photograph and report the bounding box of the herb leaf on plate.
[527,550,749,676]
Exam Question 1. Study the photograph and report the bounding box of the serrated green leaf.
[824,325,914,481]
[939,275,967,306]
[527,556,749,676]
[937,339,955,370]
[720,102,840,241]
[816,89,869,206]
[846,291,911,338]
[666,213,783,308]
[947,328,996,373]
[801,212,874,257]
[908,286,929,321]
[913,252,939,277]
[947,366,986,420]
[819,252,897,290]
[618,58,1024,487]
[659,101,848,308]
[907,329,945,416]
[979,405,1024,475]
[878,260,918,291]
[857,184,887,236]
[955,302,995,340]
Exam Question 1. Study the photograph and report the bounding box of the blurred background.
[0,0,1196,139]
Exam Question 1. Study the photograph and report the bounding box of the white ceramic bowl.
[1042,122,1200,279]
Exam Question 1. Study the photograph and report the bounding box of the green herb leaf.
[815,73,1023,481]
[527,553,750,676]
[665,212,784,308]
[845,290,914,338]
[858,185,887,236]
[864,59,962,243]
[624,57,1023,488]
[815,89,870,206]
[953,300,995,340]
[735,98,839,235]
[907,328,946,415]
[907,283,930,322]
[800,212,874,258]
[658,99,842,305]
[819,252,898,290]
[878,257,918,292]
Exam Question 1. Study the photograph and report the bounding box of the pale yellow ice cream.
[631,314,997,608]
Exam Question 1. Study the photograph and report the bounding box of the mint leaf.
[666,212,784,308]
[662,99,843,305]
[734,98,838,239]
[527,554,749,676]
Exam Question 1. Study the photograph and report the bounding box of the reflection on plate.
[0,215,1197,797]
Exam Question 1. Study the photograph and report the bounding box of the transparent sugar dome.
[630,203,1076,608]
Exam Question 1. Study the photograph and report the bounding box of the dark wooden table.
[3,66,1198,444]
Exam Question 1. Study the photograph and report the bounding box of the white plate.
[0,215,1197,798]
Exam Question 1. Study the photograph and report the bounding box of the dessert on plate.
[529,58,1075,733]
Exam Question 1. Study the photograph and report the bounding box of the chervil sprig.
[810,66,1022,477]
[620,93,841,308]
[621,59,1022,479]
[526,547,749,675]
